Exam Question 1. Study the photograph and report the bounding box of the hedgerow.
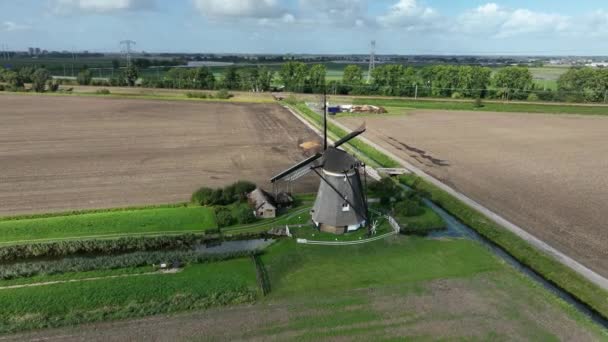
[0,249,259,281]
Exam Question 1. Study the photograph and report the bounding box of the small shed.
[248,188,277,219]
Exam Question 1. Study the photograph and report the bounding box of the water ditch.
[423,196,608,329]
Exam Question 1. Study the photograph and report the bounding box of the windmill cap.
[322,147,360,174]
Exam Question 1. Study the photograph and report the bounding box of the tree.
[221,66,240,90]
[77,69,92,85]
[258,66,274,91]
[191,67,215,90]
[308,64,327,93]
[372,65,417,96]
[457,66,492,98]
[215,207,234,227]
[191,187,215,205]
[239,67,261,92]
[111,59,120,70]
[18,67,35,83]
[124,65,139,86]
[3,70,24,89]
[31,68,51,92]
[279,61,308,92]
[343,65,363,85]
[492,66,533,100]
[234,204,256,224]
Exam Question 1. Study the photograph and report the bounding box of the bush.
[224,181,257,203]
[0,234,203,262]
[451,92,463,99]
[369,177,396,194]
[394,198,424,217]
[215,89,233,99]
[0,84,4,91]
[95,89,111,95]
[191,187,215,205]
[186,92,208,99]
[47,80,60,92]
[527,93,539,102]
[191,181,256,206]
[215,207,234,227]
[234,204,256,224]
[77,69,92,85]
[31,68,51,92]
[0,249,257,281]
[473,97,484,108]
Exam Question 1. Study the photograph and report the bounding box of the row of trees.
[141,65,273,92]
[0,66,56,92]
[331,64,535,100]
[557,67,608,103]
[4,62,608,103]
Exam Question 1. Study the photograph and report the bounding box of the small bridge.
[376,168,411,176]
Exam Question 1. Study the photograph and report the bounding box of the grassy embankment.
[286,100,608,321]
[352,98,608,116]
[0,87,275,104]
[0,259,258,333]
[0,206,217,245]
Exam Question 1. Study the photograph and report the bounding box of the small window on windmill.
[342,202,350,212]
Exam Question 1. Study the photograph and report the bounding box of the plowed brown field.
[0,94,317,215]
[340,110,608,278]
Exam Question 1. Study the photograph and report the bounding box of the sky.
[0,0,607,55]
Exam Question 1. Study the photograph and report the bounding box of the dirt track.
[0,94,317,215]
[340,110,608,278]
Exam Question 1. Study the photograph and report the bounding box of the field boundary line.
[0,229,208,246]
[0,271,177,290]
[327,117,608,291]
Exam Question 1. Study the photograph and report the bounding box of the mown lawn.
[0,207,217,244]
[0,258,258,334]
[353,98,608,116]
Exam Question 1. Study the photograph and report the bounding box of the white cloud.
[457,3,570,38]
[193,0,285,18]
[299,0,369,27]
[2,21,31,32]
[53,0,154,14]
[377,0,439,31]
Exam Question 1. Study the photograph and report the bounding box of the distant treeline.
[2,61,608,103]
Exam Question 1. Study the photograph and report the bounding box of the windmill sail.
[270,153,322,183]
[333,123,366,148]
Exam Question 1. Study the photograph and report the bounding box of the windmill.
[271,106,369,235]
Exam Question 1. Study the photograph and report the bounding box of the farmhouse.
[248,188,278,219]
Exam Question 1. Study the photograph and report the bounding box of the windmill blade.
[333,123,366,148]
[270,153,322,183]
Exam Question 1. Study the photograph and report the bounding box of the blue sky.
[1,0,607,55]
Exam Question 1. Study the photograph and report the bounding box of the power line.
[367,40,376,84]
[120,40,136,67]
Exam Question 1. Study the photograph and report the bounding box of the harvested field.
[0,94,317,215]
[339,110,608,278]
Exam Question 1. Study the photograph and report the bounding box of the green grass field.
[397,206,446,234]
[353,98,608,115]
[0,259,258,333]
[0,206,217,245]
[251,238,606,340]
[263,238,499,297]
